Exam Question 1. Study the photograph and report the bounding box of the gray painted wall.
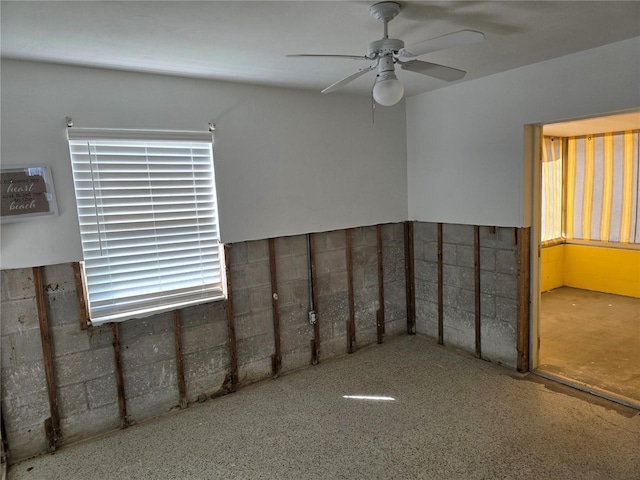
[407,37,640,228]
[0,60,407,269]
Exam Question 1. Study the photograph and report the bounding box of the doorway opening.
[531,111,640,408]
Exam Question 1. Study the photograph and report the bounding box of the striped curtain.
[565,130,639,243]
[541,136,564,243]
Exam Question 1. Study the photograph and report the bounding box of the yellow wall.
[542,243,640,298]
[540,244,564,292]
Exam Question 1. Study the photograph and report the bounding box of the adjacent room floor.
[539,286,640,406]
[7,335,640,480]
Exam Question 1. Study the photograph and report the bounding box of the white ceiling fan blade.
[321,66,376,94]
[287,54,370,61]
[397,29,485,58]
[399,60,466,82]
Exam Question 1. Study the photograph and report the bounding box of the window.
[67,129,223,325]
[541,131,640,245]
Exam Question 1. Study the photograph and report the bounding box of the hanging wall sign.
[1,166,58,223]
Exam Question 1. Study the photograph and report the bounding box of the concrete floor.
[7,335,640,480]
[539,287,640,406]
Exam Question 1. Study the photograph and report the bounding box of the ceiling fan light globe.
[372,76,404,106]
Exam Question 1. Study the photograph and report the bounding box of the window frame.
[67,128,225,325]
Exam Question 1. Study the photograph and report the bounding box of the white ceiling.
[543,111,640,137]
[1,1,640,97]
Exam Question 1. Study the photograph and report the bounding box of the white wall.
[407,37,640,228]
[0,60,407,269]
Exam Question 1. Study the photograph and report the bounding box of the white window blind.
[67,128,223,324]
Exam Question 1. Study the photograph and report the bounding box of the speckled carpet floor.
[8,334,640,479]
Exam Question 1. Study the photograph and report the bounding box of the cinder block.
[315,249,346,275]
[414,221,437,242]
[0,298,39,336]
[330,270,348,294]
[496,249,517,274]
[85,374,118,410]
[118,316,155,341]
[361,226,378,246]
[442,243,457,265]
[274,278,308,307]
[249,284,273,313]
[442,223,474,246]
[456,245,475,268]
[148,359,178,392]
[479,247,496,272]
[495,296,517,323]
[234,310,273,341]
[1,268,34,301]
[8,329,47,365]
[238,356,272,385]
[55,346,114,387]
[496,272,518,300]
[126,386,179,423]
[352,245,377,267]
[151,314,173,334]
[363,263,379,289]
[4,423,49,463]
[51,325,91,356]
[480,293,496,319]
[415,299,438,337]
[443,285,475,313]
[180,318,228,354]
[47,290,81,327]
[231,287,251,316]
[274,235,306,258]
[228,241,248,266]
[481,319,517,368]
[315,273,331,297]
[275,254,307,283]
[58,382,88,417]
[442,264,474,290]
[325,229,347,250]
[480,271,497,295]
[1,361,47,397]
[1,334,14,366]
[181,301,226,328]
[230,261,271,289]
[1,386,50,433]
[414,277,438,304]
[122,363,152,399]
[42,264,75,293]
[60,403,120,446]
[415,259,437,282]
[120,330,175,369]
[87,324,115,350]
[247,239,269,263]
[183,345,228,396]
[237,333,274,364]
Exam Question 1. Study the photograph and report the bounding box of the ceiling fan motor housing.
[367,38,404,58]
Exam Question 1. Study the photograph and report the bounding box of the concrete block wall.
[413,223,519,368]
[1,223,408,462]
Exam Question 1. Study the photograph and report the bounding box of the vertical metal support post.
[33,266,61,451]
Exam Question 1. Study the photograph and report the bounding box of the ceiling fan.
[288,2,485,106]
